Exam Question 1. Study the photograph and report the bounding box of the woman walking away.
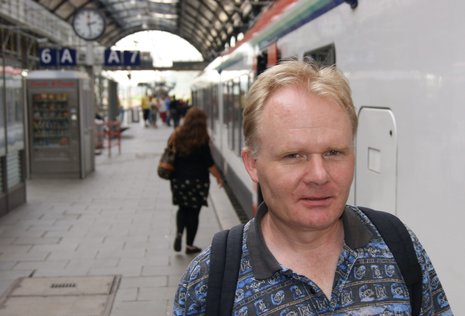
[168,107,223,254]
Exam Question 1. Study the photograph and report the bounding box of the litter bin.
[131,107,140,123]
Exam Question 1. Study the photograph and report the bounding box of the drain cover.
[0,275,121,316]
[9,276,116,296]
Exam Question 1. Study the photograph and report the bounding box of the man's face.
[242,86,355,232]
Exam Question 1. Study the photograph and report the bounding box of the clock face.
[72,8,105,41]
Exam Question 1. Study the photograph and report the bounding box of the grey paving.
[0,122,241,315]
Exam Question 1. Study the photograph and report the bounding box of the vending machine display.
[26,71,94,178]
[31,92,72,148]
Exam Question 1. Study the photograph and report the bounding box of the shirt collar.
[246,203,373,280]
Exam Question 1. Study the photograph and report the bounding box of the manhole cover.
[0,275,121,316]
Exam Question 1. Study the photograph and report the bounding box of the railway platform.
[0,121,241,315]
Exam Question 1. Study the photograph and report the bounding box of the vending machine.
[26,70,95,178]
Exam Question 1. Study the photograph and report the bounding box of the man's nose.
[302,155,330,185]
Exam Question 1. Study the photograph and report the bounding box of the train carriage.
[192,1,464,312]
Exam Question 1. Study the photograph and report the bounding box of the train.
[190,0,464,312]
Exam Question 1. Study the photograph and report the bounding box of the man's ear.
[241,147,259,183]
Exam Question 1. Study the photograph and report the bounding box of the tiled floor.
[0,121,240,315]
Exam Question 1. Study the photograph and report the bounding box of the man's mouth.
[300,196,333,206]
[303,196,330,200]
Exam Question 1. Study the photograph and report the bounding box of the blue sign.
[123,51,141,66]
[59,48,77,66]
[104,49,141,66]
[104,49,123,66]
[39,48,77,66]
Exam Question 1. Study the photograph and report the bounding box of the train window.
[191,90,196,107]
[238,74,250,154]
[255,51,268,76]
[192,85,219,136]
[303,43,336,66]
[212,84,219,133]
[233,79,241,154]
[267,43,281,67]
[224,81,233,151]
[223,77,246,156]
[254,45,281,78]
[206,88,214,132]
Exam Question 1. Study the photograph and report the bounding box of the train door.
[355,107,398,214]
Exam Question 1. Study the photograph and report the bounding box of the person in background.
[167,107,223,255]
[159,96,168,124]
[164,95,172,126]
[141,93,151,127]
[117,98,125,124]
[178,99,190,119]
[173,60,452,314]
[150,95,159,128]
[170,95,181,128]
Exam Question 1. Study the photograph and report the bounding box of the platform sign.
[104,49,122,66]
[39,48,77,67]
[104,49,140,67]
[59,48,77,66]
[123,51,140,66]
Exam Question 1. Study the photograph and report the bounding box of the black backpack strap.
[359,207,422,316]
[206,229,229,316]
[206,224,244,316]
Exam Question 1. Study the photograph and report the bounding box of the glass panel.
[0,58,5,157]
[7,151,20,189]
[5,63,24,151]
[206,88,213,131]
[1,59,25,189]
[224,82,233,150]
[31,92,71,148]
[232,79,240,155]
[212,85,219,132]
[0,157,3,193]
[238,74,249,153]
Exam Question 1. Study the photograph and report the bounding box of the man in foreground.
[173,60,452,315]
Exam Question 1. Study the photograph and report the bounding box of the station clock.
[72,8,106,41]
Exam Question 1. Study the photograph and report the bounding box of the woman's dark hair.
[172,107,209,156]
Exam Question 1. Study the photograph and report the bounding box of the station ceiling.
[31,0,275,62]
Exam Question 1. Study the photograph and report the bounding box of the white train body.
[191,0,464,312]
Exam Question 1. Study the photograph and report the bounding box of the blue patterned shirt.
[173,205,452,315]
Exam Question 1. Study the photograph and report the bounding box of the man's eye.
[324,150,343,158]
[284,153,305,160]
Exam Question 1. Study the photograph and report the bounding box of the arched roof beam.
[182,1,228,40]
[29,0,275,63]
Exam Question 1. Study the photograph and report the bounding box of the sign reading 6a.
[39,48,77,67]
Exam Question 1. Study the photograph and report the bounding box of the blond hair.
[243,60,357,155]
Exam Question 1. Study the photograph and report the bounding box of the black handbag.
[158,144,175,180]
